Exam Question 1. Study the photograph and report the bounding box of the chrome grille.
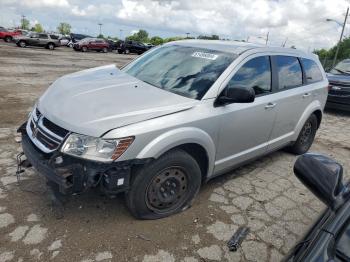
[27,108,69,153]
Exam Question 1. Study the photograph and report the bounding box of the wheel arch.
[136,127,216,180]
[293,100,323,141]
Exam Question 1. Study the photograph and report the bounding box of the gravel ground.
[0,42,349,262]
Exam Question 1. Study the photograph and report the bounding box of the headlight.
[61,133,134,162]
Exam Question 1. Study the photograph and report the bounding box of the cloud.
[1,0,349,50]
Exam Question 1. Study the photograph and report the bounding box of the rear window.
[275,56,303,90]
[301,58,323,83]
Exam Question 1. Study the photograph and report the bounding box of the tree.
[197,34,219,40]
[21,18,30,30]
[33,23,44,33]
[127,29,149,43]
[97,34,104,39]
[150,36,164,46]
[57,22,71,35]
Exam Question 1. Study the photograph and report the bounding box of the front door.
[214,55,277,174]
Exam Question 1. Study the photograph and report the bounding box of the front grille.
[28,108,70,153]
[42,118,69,138]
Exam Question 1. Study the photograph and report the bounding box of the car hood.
[326,73,350,85]
[38,65,197,137]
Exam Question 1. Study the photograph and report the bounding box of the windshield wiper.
[333,68,350,75]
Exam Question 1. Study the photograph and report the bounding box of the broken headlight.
[61,133,134,162]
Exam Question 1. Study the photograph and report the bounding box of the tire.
[102,47,108,53]
[4,36,12,42]
[47,43,55,50]
[117,50,123,54]
[68,43,73,48]
[287,114,318,155]
[82,46,87,52]
[19,41,26,48]
[126,149,202,219]
[124,48,130,54]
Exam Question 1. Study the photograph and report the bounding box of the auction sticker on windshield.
[192,51,218,60]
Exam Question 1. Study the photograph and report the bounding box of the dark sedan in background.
[326,59,350,111]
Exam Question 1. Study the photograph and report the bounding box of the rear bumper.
[18,122,148,195]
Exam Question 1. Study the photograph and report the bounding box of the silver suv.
[18,40,328,219]
[15,33,60,50]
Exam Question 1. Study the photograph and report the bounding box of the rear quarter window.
[301,58,323,83]
[275,55,303,90]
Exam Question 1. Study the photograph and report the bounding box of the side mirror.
[294,153,349,210]
[216,86,255,106]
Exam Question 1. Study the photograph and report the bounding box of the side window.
[301,58,323,84]
[275,56,302,90]
[38,34,48,39]
[227,56,271,95]
[50,35,59,40]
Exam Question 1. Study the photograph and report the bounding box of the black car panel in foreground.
[285,153,350,261]
[326,59,350,111]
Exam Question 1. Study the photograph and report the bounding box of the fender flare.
[292,100,323,141]
[136,127,216,178]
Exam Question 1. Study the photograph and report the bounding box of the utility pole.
[332,7,349,67]
[21,15,26,29]
[98,23,103,36]
[265,31,269,45]
[119,29,123,40]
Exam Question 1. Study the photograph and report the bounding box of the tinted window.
[50,35,59,40]
[38,34,48,39]
[275,56,302,90]
[124,45,236,100]
[301,58,323,83]
[227,56,271,95]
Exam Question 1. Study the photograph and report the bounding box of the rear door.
[267,55,310,150]
[38,34,49,46]
[214,55,277,173]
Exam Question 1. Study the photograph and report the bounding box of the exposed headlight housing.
[61,133,134,162]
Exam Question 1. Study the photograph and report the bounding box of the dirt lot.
[0,42,349,262]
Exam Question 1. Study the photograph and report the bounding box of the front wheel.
[287,114,318,155]
[82,46,87,52]
[4,36,12,42]
[126,149,202,219]
[124,48,130,54]
[19,41,26,48]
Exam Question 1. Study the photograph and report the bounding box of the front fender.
[136,127,216,178]
[292,100,323,141]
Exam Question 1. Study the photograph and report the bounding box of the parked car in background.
[69,33,92,47]
[73,38,109,52]
[144,43,155,49]
[15,32,60,50]
[59,36,71,46]
[285,153,350,261]
[326,59,350,111]
[117,40,149,54]
[18,40,328,219]
[106,39,118,52]
[0,27,21,42]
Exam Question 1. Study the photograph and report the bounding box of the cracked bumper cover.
[18,122,149,194]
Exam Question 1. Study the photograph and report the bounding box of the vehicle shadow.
[325,108,350,117]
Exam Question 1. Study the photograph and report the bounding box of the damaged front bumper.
[17,122,147,195]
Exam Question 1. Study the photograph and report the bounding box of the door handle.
[265,102,276,109]
[302,93,311,98]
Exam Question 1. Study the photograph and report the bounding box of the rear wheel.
[4,36,12,42]
[102,47,108,53]
[82,46,87,52]
[287,114,318,155]
[19,41,26,48]
[47,43,55,50]
[126,149,201,219]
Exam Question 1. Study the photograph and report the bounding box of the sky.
[1,0,350,51]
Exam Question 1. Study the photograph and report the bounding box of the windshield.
[123,45,236,99]
[330,60,350,75]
